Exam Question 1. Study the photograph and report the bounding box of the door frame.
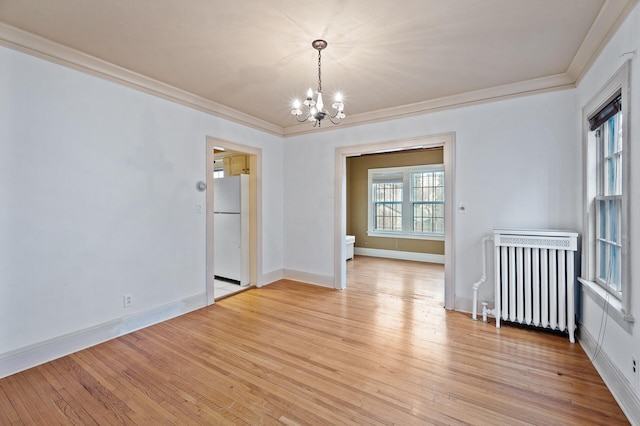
[206,137,262,305]
[334,133,456,309]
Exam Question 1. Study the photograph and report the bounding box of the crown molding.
[0,22,284,137]
[2,0,635,140]
[283,73,575,137]
[567,0,639,83]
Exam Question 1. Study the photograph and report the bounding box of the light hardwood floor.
[0,257,628,424]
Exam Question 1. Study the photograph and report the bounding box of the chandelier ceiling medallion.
[291,39,345,127]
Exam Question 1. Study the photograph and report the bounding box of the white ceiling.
[0,0,637,135]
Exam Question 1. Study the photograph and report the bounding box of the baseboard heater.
[490,229,579,343]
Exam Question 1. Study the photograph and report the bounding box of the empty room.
[1,1,639,424]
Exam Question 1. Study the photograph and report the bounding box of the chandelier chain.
[317,49,322,93]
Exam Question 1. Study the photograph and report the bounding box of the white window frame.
[580,60,633,327]
[367,164,445,241]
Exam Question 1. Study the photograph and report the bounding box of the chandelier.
[291,39,345,126]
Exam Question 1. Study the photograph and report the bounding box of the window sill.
[367,231,445,241]
[578,277,634,332]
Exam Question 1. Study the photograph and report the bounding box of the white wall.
[0,46,283,369]
[284,89,580,308]
[575,2,640,420]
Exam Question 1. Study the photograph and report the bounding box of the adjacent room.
[1,1,639,423]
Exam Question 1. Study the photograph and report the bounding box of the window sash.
[372,182,403,232]
[410,170,445,235]
[412,201,445,233]
[373,201,403,232]
[595,196,622,295]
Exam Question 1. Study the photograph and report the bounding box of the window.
[581,61,632,324]
[368,165,444,240]
[594,102,622,294]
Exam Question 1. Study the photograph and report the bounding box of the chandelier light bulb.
[303,88,315,107]
[316,92,324,112]
[291,99,302,116]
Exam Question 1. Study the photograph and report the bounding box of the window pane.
[599,241,608,281]
[607,116,616,155]
[434,203,444,219]
[609,200,618,243]
[617,154,622,195]
[433,218,444,233]
[610,245,619,290]
[596,130,603,196]
[606,157,615,195]
[598,200,606,239]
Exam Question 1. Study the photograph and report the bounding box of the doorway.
[334,133,456,310]
[206,138,262,304]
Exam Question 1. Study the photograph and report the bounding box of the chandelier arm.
[328,115,342,125]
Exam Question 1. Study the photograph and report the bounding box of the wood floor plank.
[0,256,629,425]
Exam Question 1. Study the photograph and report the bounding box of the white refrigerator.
[214,174,249,286]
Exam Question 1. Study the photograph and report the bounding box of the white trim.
[567,0,639,83]
[579,324,640,425]
[260,269,284,287]
[285,74,575,136]
[205,138,263,304]
[0,23,575,139]
[283,269,335,288]
[2,1,636,139]
[581,60,631,317]
[0,293,206,379]
[579,278,634,331]
[366,231,445,241]
[354,248,445,264]
[335,134,456,309]
[0,22,283,136]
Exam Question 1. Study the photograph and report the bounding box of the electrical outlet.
[123,294,133,308]
[633,356,638,380]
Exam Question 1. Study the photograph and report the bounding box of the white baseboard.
[0,292,206,379]
[354,247,445,264]
[283,269,335,288]
[260,269,284,287]
[579,325,639,424]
